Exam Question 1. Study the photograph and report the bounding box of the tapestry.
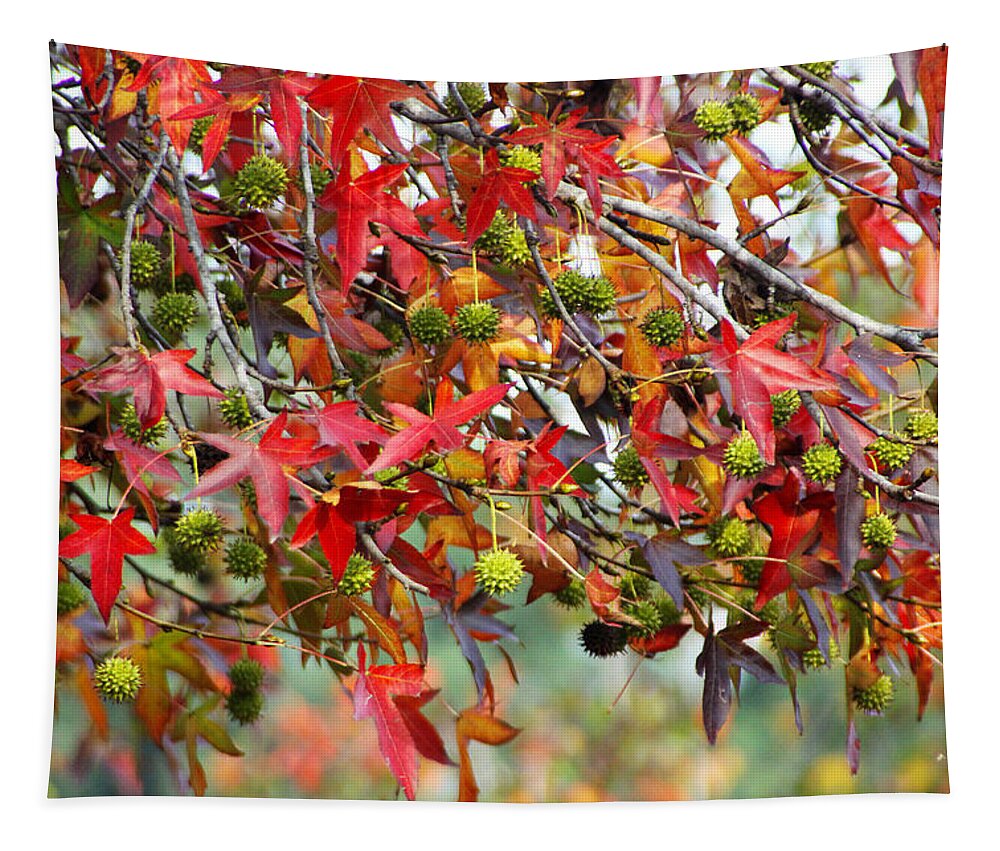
[51,42,947,801]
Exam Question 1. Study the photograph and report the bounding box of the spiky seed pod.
[694,100,734,141]
[475,211,513,256]
[853,674,894,714]
[187,116,216,154]
[373,466,410,490]
[756,598,783,625]
[578,276,618,315]
[375,319,405,357]
[861,512,897,549]
[444,81,488,115]
[623,600,663,637]
[656,596,683,625]
[738,553,765,586]
[770,389,802,428]
[233,154,289,211]
[723,433,766,479]
[869,435,915,471]
[228,658,265,693]
[500,145,542,176]
[686,586,711,609]
[579,620,628,657]
[727,93,763,135]
[709,517,753,558]
[408,305,452,347]
[163,527,206,577]
[905,410,938,442]
[620,572,653,601]
[174,509,225,554]
[496,226,531,268]
[226,688,264,725]
[57,580,88,616]
[338,553,376,596]
[124,239,163,288]
[94,657,143,703]
[474,547,525,597]
[640,307,685,348]
[219,388,254,431]
[800,60,837,80]
[152,292,198,337]
[296,162,333,195]
[751,304,795,329]
[225,536,267,581]
[454,302,501,344]
[217,277,248,316]
[238,480,258,511]
[802,443,843,483]
[117,403,168,446]
[798,99,834,133]
[553,580,587,609]
[612,446,650,489]
[802,647,827,669]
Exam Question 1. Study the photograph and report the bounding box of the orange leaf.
[456,707,520,801]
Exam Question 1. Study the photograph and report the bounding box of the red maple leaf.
[353,644,440,801]
[60,459,100,482]
[87,348,224,429]
[187,412,334,540]
[290,484,413,582]
[575,136,625,214]
[464,149,538,245]
[59,508,157,623]
[169,89,261,170]
[707,316,838,464]
[366,381,513,475]
[523,424,585,548]
[306,76,415,165]
[318,162,423,291]
[127,56,213,154]
[308,400,389,471]
[507,108,605,201]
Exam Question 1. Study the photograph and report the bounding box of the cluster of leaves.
[53,43,944,799]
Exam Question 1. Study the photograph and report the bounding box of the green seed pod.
[187,116,217,155]
[474,547,525,597]
[860,512,896,549]
[738,552,765,586]
[454,302,501,344]
[162,527,206,577]
[228,658,265,693]
[553,580,587,609]
[726,93,763,135]
[374,319,406,357]
[226,688,264,725]
[802,443,843,483]
[408,305,453,347]
[373,466,410,490]
[152,291,198,337]
[219,387,255,431]
[723,433,766,479]
[694,100,734,141]
[655,595,683,625]
[578,276,618,315]
[623,599,663,637]
[225,536,267,581]
[174,509,225,554]
[338,552,376,596]
[499,145,542,177]
[853,674,894,714]
[117,403,168,446]
[869,435,915,471]
[612,446,650,489]
[620,572,653,601]
[800,61,837,80]
[94,656,143,703]
[233,154,289,211]
[444,82,488,115]
[496,225,531,268]
[905,410,938,442]
[579,619,628,657]
[770,389,801,428]
[57,580,88,616]
[709,517,753,558]
[297,162,333,195]
[639,307,684,348]
[798,99,834,133]
[124,239,163,288]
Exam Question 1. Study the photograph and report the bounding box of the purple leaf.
[846,719,861,775]
[695,627,732,745]
[635,532,707,609]
[835,468,864,587]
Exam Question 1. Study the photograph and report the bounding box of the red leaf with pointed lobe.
[464,149,538,245]
[59,508,156,623]
[309,400,389,471]
[507,108,605,200]
[60,459,100,482]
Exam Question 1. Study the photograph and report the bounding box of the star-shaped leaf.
[464,149,538,244]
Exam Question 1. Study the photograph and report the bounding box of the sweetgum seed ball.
[228,658,265,693]
[853,674,894,714]
[710,517,753,558]
[905,410,938,442]
[445,82,488,114]
[408,305,452,347]
[454,302,501,344]
[164,527,206,577]
[57,580,88,616]
[125,240,163,288]
[338,553,376,596]
[474,548,525,597]
[694,100,734,141]
[579,620,628,657]
[94,656,143,703]
[233,154,289,211]
[800,60,837,79]
[861,512,897,549]
[475,211,530,266]
[770,389,801,428]
[153,292,198,337]
[118,403,168,446]
[174,509,225,554]
[612,446,650,489]
[225,537,267,581]
[623,600,663,637]
[500,145,542,176]
[869,436,915,471]
[226,688,264,725]
[727,93,763,135]
[798,99,834,133]
[639,307,684,348]
[219,388,254,430]
[553,580,587,609]
[723,433,766,479]
[802,443,843,483]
